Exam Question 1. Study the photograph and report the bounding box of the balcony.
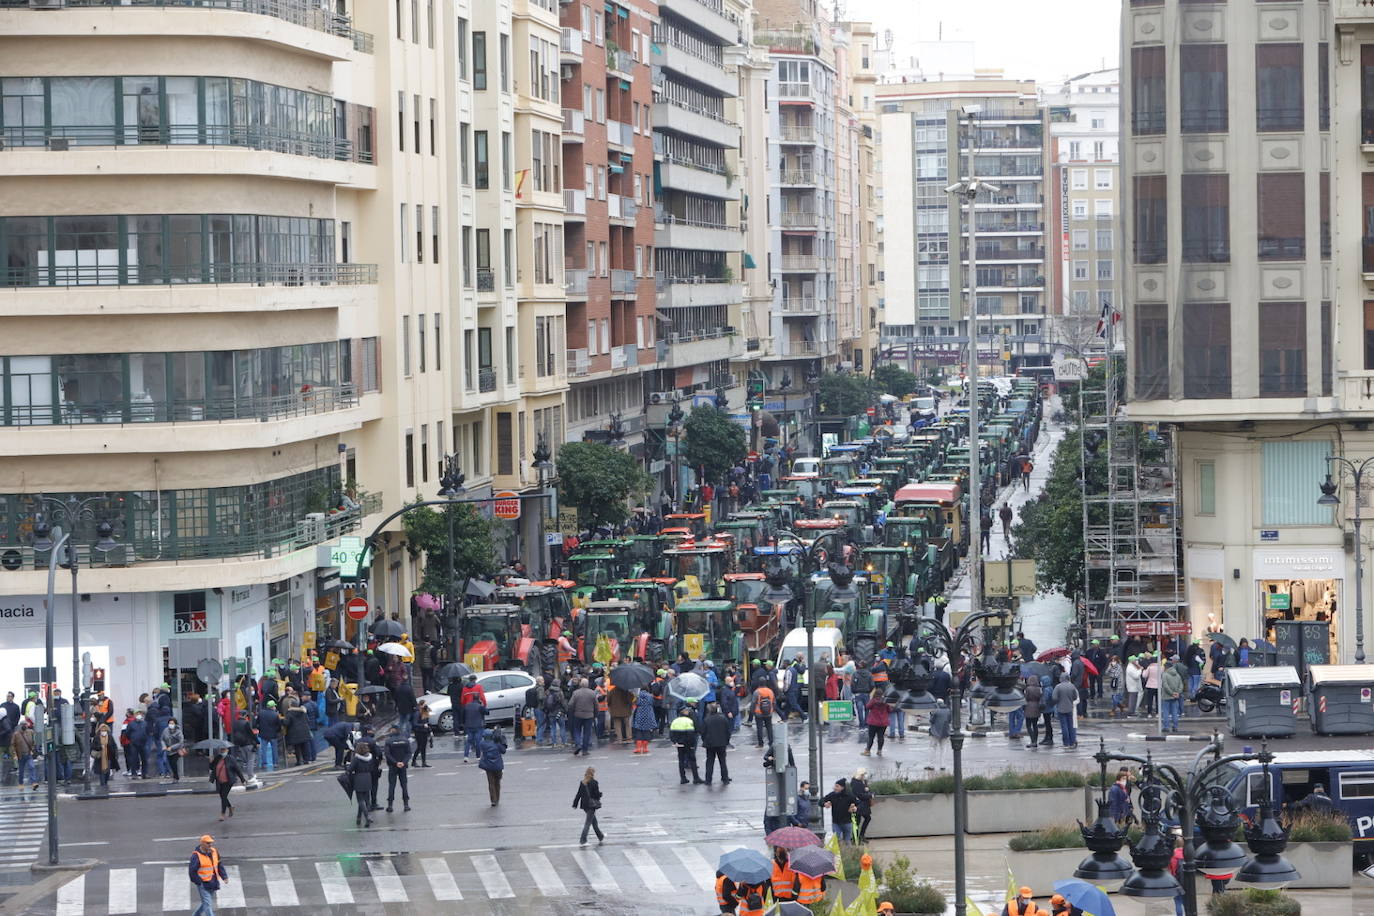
[778,82,814,101]
[478,367,497,393]
[560,27,582,61]
[780,210,818,229]
[0,0,375,55]
[780,255,820,272]
[564,188,587,218]
[2,260,376,289]
[658,159,730,198]
[562,108,585,142]
[779,297,821,315]
[567,348,590,378]
[611,269,637,295]
[655,0,736,44]
[565,267,589,298]
[652,100,739,148]
[3,383,361,429]
[779,169,816,186]
[968,244,1046,262]
[785,338,833,357]
[780,124,816,144]
[654,214,740,251]
[477,269,496,292]
[659,329,744,368]
[606,46,635,80]
[656,276,740,309]
[610,343,638,370]
[606,193,638,223]
[658,43,738,97]
[1,124,375,166]
[1335,0,1374,21]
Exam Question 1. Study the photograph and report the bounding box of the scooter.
[1193,681,1226,713]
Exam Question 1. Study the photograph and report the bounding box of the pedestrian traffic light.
[747,371,766,399]
[91,667,105,691]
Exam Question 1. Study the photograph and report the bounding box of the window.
[1197,461,1216,516]
[1339,772,1374,800]
[413,93,421,151]
[460,123,471,185]
[405,431,415,488]
[502,131,512,190]
[1135,303,1168,398]
[402,314,412,375]
[475,130,489,189]
[427,0,434,48]
[429,98,436,155]
[1323,301,1333,396]
[1094,169,1113,190]
[476,229,491,289]
[1182,302,1231,398]
[340,221,351,263]
[1071,200,1088,219]
[458,18,469,79]
[1257,44,1303,132]
[1181,173,1229,263]
[1096,228,1113,251]
[432,205,440,263]
[1091,117,1106,130]
[420,425,429,482]
[395,0,403,39]
[1096,259,1113,281]
[1132,46,1166,135]
[1094,199,1113,218]
[506,327,515,384]
[474,32,488,90]
[1258,173,1305,260]
[399,204,407,261]
[1262,440,1331,525]
[504,228,513,287]
[397,91,405,152]
[410,0,418,43]
[434,313,442,371]
[1073,260,1089,280]
[1259,302,1305,397]
[415,204,423,263]
[362,337,379,391]
[1319,43,1329,132]
[464,329,474,390]
[500,33,510,93]
[461,226,472,287]
[1321,172,1331,259]
[581,4,591,40]
[1068,140,1081,161]
[418,313,426,372]
[1180,44,1228,133]
[497,412,513,476]
[1135,175,1167,263]
[1070,169,1088,190]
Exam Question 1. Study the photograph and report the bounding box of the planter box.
[1005,847,1089,880]
[867,787,1091,839]
[1284,841,1352,888]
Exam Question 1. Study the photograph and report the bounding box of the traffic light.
[748,398,763,413]
[747,370,766,399]
[91,667,105,691]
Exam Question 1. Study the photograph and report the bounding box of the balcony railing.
[788,339,824,355]
[565,267,589,296]
[606,48,635,76]
[562,108,585,138]
[4,383,361,428]
[0,124,374,163]
[560,27,582,57]
[780,169,816,185]
[477,269,496,292]
[780,124,816,143]
[567,348,590,378]
[3,261,377,289]
[610,343,637,370]
[780,255,820,271]
[778,82,813,99]
[781,211,818,228]
[564,188,587,216]
[1,0,376,52]
[611,269,637,294]
[970,245,1046,261]
[478,367,497,393]
[779,297,819,314]
[618,197,639,221]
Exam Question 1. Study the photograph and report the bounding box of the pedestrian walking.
[998,503,1014,543]
[461,690,486,762]
[1021,678,1043,747]
[572,766,605,846]
[188,835,227,916]
[383,727,413,812]
[161,718,185,783]
[542,680,568,746]
[751,682,776,748]
[412,702,432,766]
[822,778,855,844]
[979,504,993,553]
[700,703,731,785]
[927,698,952,769]
[229,711,256,782]
[630,686,657,755]
[477,726,507,805]
[1021,456,1033,490]
[1125,655,1143,717]
[669,710,703,784]
[851,768,874,843]
[861,688,890,756]
[208,748,244,821]
[11,718,38,789]
[348,741,376,827]
[91,725,120,788]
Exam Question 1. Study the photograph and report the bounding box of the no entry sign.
[345,596,369,621]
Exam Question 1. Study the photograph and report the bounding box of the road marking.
[571,849,619,893]
[108,867,138,913]
[161,866,189,910]
[366,858,408,902]
[263,863,299,906]
[672,846,718,891]
[315,861,354,905]
[55,874,83,916]
[217,866,246,909]
[520,852,567,897]
[59,841,108,847]
[471,854,514,898]
[623,845,674,893]
[440,848,495,854]
[153,836,202,843]
[421,856,463,900]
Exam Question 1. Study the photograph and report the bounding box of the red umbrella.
[1036,647,1070,663]
[1079,656,1099,677]
[765,826,823,850]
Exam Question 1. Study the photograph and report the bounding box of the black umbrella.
[371,619,404,638]
[324,639,354,650]
[436,662,473,681]
[1018,661,1052,680]
[608,663,654,692]
[466,579,498,599]
[1207,632,1237,650]
[191,738,232,751]
[357,685,392,696]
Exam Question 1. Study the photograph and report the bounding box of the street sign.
[195,658,223,686]
[748,451,760,462]
[319,535,368,579]
[345,596,370,621]
[1123,620,1192,637]
[823,700,854,722]
[1052,357,1087,381]
[493,491,521,520]
[1123,621,1155,636]
[983,559,1037,598]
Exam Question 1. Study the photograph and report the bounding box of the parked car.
[422,669,538,732]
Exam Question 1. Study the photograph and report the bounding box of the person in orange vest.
[871,656,891,688]
[556,630,576,669]
[593,674,610,740]
[769,847,796,901]
[1001,886,1041,916]
[794,870,825,905]
[715,871,738,914]
[735,884,765,916]
[187,834,228,915]
[752,684,776,749]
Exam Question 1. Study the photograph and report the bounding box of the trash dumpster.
[1308,665,1374,736]
[1226,665,1301,738]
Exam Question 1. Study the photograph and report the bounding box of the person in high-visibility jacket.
[714,872,738,913]
[795,871,825,904]
[187,835,227,914]
[769,848,795,901]
[1000,886,1041,916]
[735,885,765,916]
[871,657,891,687]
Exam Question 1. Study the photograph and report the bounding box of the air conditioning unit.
[647,391,676,405]
[560,64,574,81]
[0,547,35,572]
[29,0,66,8]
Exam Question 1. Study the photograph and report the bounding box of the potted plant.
[875,855,944,915]
[866,768,1092,839]
[1281,809,1354,888]
[1206,888,1300,916]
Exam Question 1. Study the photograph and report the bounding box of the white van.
[775,626,846,685]
[790,456,822,477]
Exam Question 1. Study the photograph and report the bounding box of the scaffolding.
[1079,352,1184,634]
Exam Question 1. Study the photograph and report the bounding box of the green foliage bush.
[1206,888,1300,916]
[877,855,945,915]
[1287,809,1353,842]
[871,768,1090,796]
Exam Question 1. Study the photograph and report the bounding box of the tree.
[401,500,498,599]
[1010,428,1107,602]
[556,441,652,530]
[872,363,921,399]
[683,405,747,484]
[817,372,876,416]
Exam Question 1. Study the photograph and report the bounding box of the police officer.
[383,726,413,813]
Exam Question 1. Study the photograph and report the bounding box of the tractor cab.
[673,599,741,665]
[861,546,929,608]
[749,543,805,578]
[834,482,889,519]
[821,453,859,483]
[725,571,785,662]
[807,567,881,665]
[761,498,802,529]
[493,584,574,642]
[565,552,621,602]
[581,600,644,666]
[662,513,708,539]
[819,499,873,544]
[791,517,850,559]
[624,534,667,578]
[663,544,729,599]
[713,519,763,554]
[784,474,831,507]
[457,604,532,672]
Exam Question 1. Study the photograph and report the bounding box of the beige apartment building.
[0,0,554,708]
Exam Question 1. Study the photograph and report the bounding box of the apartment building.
[1043,69,1121,348]
[843,21,883,373]
[0,0,549,708]
[1120,0,1366,660]
[878,78,1052,376]
[558,0,658,472]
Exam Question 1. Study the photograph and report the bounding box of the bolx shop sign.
[174,606,208,634]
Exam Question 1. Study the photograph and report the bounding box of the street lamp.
[1084,735,1299,916]
[667,398,685,511]
[435,454,467,660]
[917,610,1024,916]
[532,436,553,578]
[1318,456,1374,663]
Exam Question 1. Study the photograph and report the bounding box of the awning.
[609,164,624,174]
[619,79,630,91]
[743,253,758,269]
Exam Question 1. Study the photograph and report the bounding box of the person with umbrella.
[207,746,245,821]
[716,849,771,913]
[346,740,376,827]
[789,845,834,905]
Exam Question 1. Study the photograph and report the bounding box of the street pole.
[805,614,820,833]
[1320,457,1372,663]
[42,531,70,866]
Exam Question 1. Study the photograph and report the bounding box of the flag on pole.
[1095,299,1121,338]
[1006,862,1019,902]
[966,897,987,916]
[825,832,846,881]
[828,897,847,916]
[846,887,878,916]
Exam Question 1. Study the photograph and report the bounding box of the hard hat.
[200,835,215,845]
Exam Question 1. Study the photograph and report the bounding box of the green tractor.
[662,544,730,600]
[673,599,743,666]
[565,551,622,603]
[807,565,883,667]
[604,579,677,663]
[580,599,674,666]
[624,534,668,578]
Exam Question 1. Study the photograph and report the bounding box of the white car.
[422,669,538,732]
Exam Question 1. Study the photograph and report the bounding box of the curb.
[29,858,99,875]
[68,778,264,802]
[1132,733,1212,742]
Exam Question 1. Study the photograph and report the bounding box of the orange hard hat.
[1019,887,1033,897]
[878,904,896,914]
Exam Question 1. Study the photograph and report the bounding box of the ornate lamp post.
[532,436,553,578]
[1318,457,1374,663]
[667,398,685,511]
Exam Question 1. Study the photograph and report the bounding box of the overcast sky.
[839,0,1120,85]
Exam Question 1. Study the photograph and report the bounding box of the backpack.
[543,690,563,714]
[756,694,773,716]
[852,668,873,695]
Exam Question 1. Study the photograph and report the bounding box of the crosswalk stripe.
[421,856,463,901]
[108,867,138,914]
[471,854,514,899]
[55,874,83,916]
[263,863,299,906]
[672,846,718,891]
[520,852,567,897]
[366,858,407,903]
[161,866,190,911]
[622,846,674,893]
[218,865,245,908]
[314,861,354,905]
[571,849,619,893]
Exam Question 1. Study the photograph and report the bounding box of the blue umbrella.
[1052,879,1116,916]
[717,847,772,885]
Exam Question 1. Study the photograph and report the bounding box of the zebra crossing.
[35,840,764,913]
[0,795,47,870]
